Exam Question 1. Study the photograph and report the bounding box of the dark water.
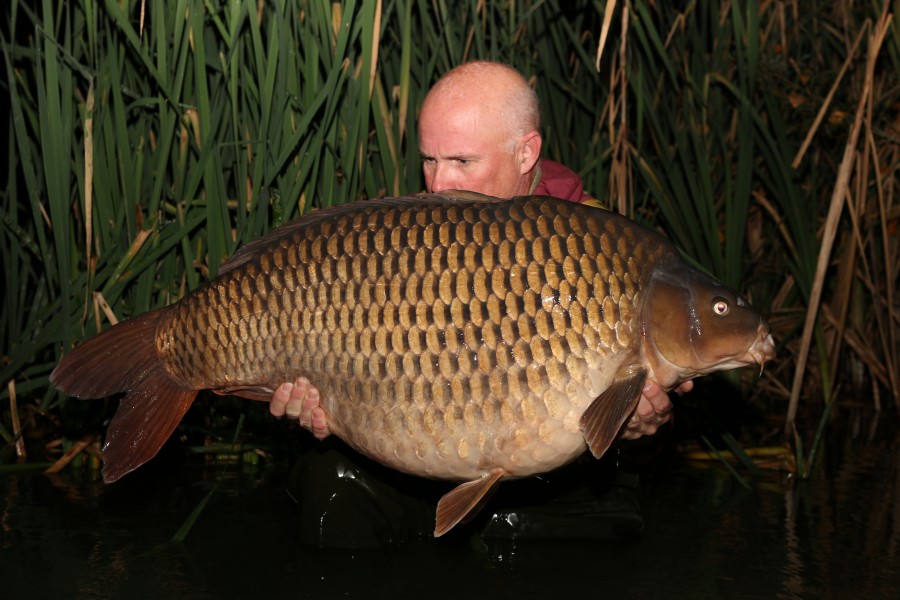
[2,432,898,600]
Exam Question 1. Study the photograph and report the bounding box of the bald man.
[270,61,689,441]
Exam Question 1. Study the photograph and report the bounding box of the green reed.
[1,0,897,478]
[628,0,898,473]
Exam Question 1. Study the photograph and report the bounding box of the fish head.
[641,263,775,387]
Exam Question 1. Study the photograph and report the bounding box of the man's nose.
[427,162,449,193]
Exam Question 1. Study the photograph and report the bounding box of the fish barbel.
[51,192,775,535]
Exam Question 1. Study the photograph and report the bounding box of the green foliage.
[1,0,897,469]
[627,0,899,468]
[628,0,815,293]
[0,0,611,412]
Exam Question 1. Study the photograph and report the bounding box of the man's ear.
[518,131,542,174]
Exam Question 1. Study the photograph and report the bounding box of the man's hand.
[271,377,690,441]
[270,377,330,439]
[618,380,690,439]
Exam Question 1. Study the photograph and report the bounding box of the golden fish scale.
[156,198,671,481]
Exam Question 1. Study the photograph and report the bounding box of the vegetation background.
[1,0,897,478]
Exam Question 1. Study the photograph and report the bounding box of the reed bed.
[1,0,897,477]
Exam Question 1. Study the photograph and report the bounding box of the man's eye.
[455,159,469,166]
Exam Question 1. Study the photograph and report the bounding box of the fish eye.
[712,297,730,315]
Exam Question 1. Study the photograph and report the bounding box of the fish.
[51,192,775,536]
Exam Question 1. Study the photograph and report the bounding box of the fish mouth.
[749,323,776,374]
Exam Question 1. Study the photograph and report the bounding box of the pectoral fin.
[434,467,506,537]
[580,368,648,459]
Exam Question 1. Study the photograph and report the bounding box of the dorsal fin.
[580,368,648,459]
[219,191,507,275]
[434,467,506,537]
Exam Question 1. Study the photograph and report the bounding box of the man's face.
[418,100,533,199]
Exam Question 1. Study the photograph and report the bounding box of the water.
[2,431,898,600]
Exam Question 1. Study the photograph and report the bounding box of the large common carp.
[51,192,775,536]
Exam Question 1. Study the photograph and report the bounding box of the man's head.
[418,61,542,198]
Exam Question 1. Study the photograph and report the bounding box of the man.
[270,61,689,544]
[272,60,687,435]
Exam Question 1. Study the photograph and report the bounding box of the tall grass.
[623,0,898,472]
[1,0,897,475]
[0,0,610,447]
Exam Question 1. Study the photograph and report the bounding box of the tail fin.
[50,310,198,482]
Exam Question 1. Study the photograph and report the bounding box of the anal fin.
[580,368,648,459]
[212,386,275,402]
[434,467,506,537]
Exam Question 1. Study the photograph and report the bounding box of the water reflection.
[1,433,898,599]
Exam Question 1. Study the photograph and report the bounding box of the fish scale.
[155,197,658,482]
[51,192,775,536]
